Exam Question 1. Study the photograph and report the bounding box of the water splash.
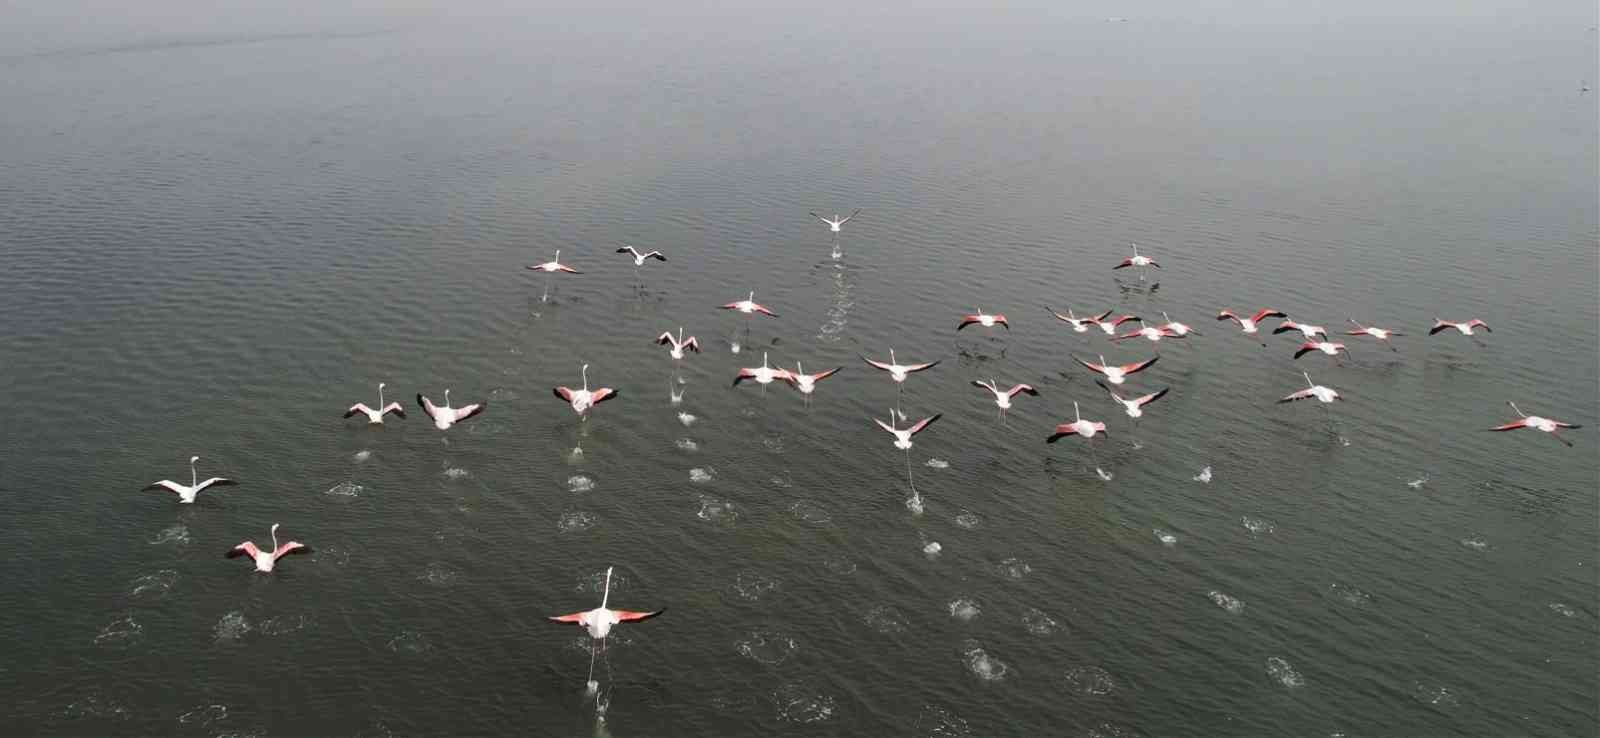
[566,475,595,492]
[1193,466,1212,483]
[923,541,943,558]
[94,614,143,647]
[1241,516,1276,535]
[148,523,190,546]
[129,570,178,599]
[697,496,738,525]
[863,605,910,633]
[386,630,432,655]
[677,412,697,427]
[731,570,779,601]
[948,598,981,622]
[440,467,470,480]
[962,640,1010,682]
[1265,657,1305,688]
[771,682,836,724]
[417,562,460,586]
[213,611,251,644]
[735,630,798,666]
[675,438,699,452]
[996,558,1032,580]
[1153,528,1178,546]
[689,467,716,483]
[914,705,972,737]
[954,510,981,529]
[925,458,950,469]
[1021,607,1059,636]
[788,500,832,525]
[325,481,363,498]
[1062,665,1116,695]
[557,510,599,533]
[1548,602,1577,617]
[1459,536,1489,551]
[352,449,372,463]
[1208,591,1245,614]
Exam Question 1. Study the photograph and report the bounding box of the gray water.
[2,3,1597,736]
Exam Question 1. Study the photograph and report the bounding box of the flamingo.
[616,245,667,267]
[1293,341,1349,360]
[225,524,309,573]
[862,348,940,419]
[1096,380,1169,419]
[528,249,579,302]
[1047,401,1108,441]
[970,379,1038,420]
[1429,318,1491,337]
[873,411,941,513]
[1217,308,1286,334]
[1088,311,1142,336]
[1279,371,1343,439]
[783,361,841,406]
[1273,319,1328,339]
[417,389,486,430]
[1073,354,1159,385]
[1112,243,1160,279]
[957,310,1009,331]
[809,209,860,233]
[718,291,777,354]
[344,382,406,424]
[1112,320,1174,344]
[554,364,618,417]
[142,455,237,504]
[1345,318,1401,351]
[733,352,791,390]
[1046,307,1098,333]
[655,327,701,379]
[1490,401,1582,446]
[1158,311,1201,337]
[548,566,664,694]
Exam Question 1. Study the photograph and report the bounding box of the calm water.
[2,5,1597,736]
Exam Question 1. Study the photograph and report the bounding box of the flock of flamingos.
[137,209,1583,712]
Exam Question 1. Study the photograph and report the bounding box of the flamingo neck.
[601,568,612,609]
[190,461,197,488]
[378,385,385,407]
[270,525,278,552]
[1074,402,1081,422]
[445,389,451,407]
[581,365,589,392]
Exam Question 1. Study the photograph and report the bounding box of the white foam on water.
[1095,467,1113,481]
[697,496,738,525]
[213,611,250,644]
[557,511,599,533]
[1021,607,1059,636]
[675,438,698,452]
[129,570,178,599]
[863,604,909,633]
[787,500,831,525]
[678,412,697,426]
[731,570,778,601]
[417,562,460,586]
[256,613,313,636]
[1326,583,1373,608]
[771,682,835,724]
[762,435,785,453]
[689,467,715,483]
[148,523,190,546]
[923,541,942,557]
[386,630,431,655]
[822,556,857,575]
[1411,681,1459,707]
[1265,657,1304,688]
[440,467,470,480]
[1153,528,1178,546]
[566,475,595,492]
[325,481,363,498]
[566,447,584,464]
[962,641,1010,682]
[178,705,230,728]
[63,694,131,721]
[1208,591,1245,614]
[1193,466,1212,483]
[352,449,372,463]
[1407,476,1428,489]
[914,705,972,737]
[94,614,143,647]
[1459,536,1489,551]
[1241,516,1276,535]
[905,496,925,515]
[948,598,981,622]
[996,557,1032,580]
[954,510,981,529]
[735,630,798,666]
[925,458,950,469]
[1548,602,1577,617]
[1062,665,1117,695]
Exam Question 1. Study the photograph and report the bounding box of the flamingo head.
[190,455,200,465]
[379,382,386,390]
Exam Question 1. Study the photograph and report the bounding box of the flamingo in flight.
[1217,308,1286,345]
[655,327,701,371]
[957,310,1009,331]
[344,382,405,424]
[784,362,841,406]
[1158,311,1201,337]
[616,245,667,267]
[225,524,309,573]
[1279,371,1342,405]
[1294,341,1349,360]
[528,249,579,302]
[417,389,486,430]
[1430,318,1491,337]
[1096,380,1169,419]
[809,209,861,233]
[1490,401,1582,446]
[863,349,940,418]
[1345,319,1401,351]
[719,291,777,354]
[970,379,1038,420]
[733,352,791,389]
[142,455,237,504]
[1073,354,1159,385]
[548,566,664,694]
[1088,311,1142,336]
[554,364,618,417]
[1113,320,1175,344]
[1113,243,1160,280]
[1047,401,1108,441]
[1273,319,1328,340]
[874,410,941,513]
[1047,307,1099,333]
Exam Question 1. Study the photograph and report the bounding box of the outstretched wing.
[453,402,486,422]
[143,480,185,495]
[547,611,588,624]
[1134,388,1170,406]
[591,388,619,405]
[1120,356,1159,374]
[553,387,576,402]
[1074,356,1107,375]
[416,394,439,421]
[615,608,665,622]
[194,478,237,493]
[902,360,940,373]
[838,209,861,224]
[908,414,942,435]
[1488,420,1529,431]
[226,541,260,559]
[861,355,895,372]
[345,403,373,418]
[1278,388,1317,403]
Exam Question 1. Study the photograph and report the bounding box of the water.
[1,4,1596,736]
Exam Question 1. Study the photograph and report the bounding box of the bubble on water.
[1241,516,1275,535]
[566,475,595,492]
[955,510,981,529]
[771,682,835,724]
[352,449,372,463]
[788,500,831,525]
[731,570,779,601]
[996,558,1032,580]
[148,523,190,546]
[417,562,460,586]
[441,467,470,480]
[178,704,228,727]
[94,614,143,648]
[697,496,738,525]
[1208,591,1245,614]
[256,613,313,636]
[864,605,910,633]
[735,630,798,666]
[1022,607,1059,636]
[1063,665,1117,695]
[689,467,716,483]
[1193,466,1212,483]
[325,481,363,498]
[213,611,251,644]
[1459,536,1489,551]
[558,510,599,533]
[823,556,857,575]
[129,570,178,599]
[1548,602,1577,617]
[1326,583,1373,608]
[923,541,942,558]
[1265,657,1304,688]
[925,458,950,469]
[63,694,131,721]
[386,630,432,655]
[915,705,972,737]
[962,641,1010,682]
[1153,529,1177,546]
[678,412,697,427]
[1411,681,1458,708]
[948,598,981,622]
[675,438,699,452]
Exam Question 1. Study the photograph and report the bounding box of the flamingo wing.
[1271,322,1300,335]
[1553,421,1583,429]
[1109,314,1141,326]
[861,356,895,372]
[273,541,310,558]
[1278,388,1318,403]
[907,414,942,435]
[553,387,576,402]
[718,302,741,310]
[416,394,439,421]
[381,403,406,418]
[591,388,619,405]
[453,402,486,422]
[838,209,861,224]
[547,611,588,624]
[1293,344,1317,359]
[194,478,237,492]
[752,304,778,317]
[1489,420,1530,431]
[956,316,980,330]
[1469,320,1491,332]
[1074,356,1107,375]
[226,541,261,559]
[1094,379,1126,402]
[903,360,940,373]
[808,211,831,224]
[1113,258,1134,269]
[810,367,841,382]
[1217,310,1242,324]
[873,418,898,434]
[143,480,186,495]
[1134,387,1170,406]
[345,403,374,418]
[557,265,581,274]
[1146,260,1161,268]
[1046,425,1081,442]
[1428,321,1452,335]
[614,608,666,622]
[1251,309,1287,322]
[1007,384,1038,397]
[1120,355,1159,374]
[682,337,701,353]
[655,331,675,345]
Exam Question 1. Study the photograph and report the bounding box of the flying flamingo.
[957,310,1009,331]
[554,364,618,418]
[1047,401,1108,442]
[1429,318,1491,337]
[1046,307,1099,333]
[344,382,405,424]
[1279,371,1344,441]
[527,249,580,302]
[873,411,941,513]
[1345,318,1401,351]
[1158,311,1201,337]
[1096,380,1169,419]
[1293,341,1349,360]
[225,524,309,573]
[783,361,841,407]
[810,209,861,259]
[1112,243,1160,280]
[655,327,700,381]
[1112,319,1174,344]
[417,389,486,430]
[1217,308,1286,345]
[142,455,237,504]
[733,352,791,392]
[548,566,664,695]
[970,379,1038,421]
[1490,401,1582,446]
[1273,319,1328,340]
[718,291,778,353]
[616,245,666,268]
[862,348,940,419]
[1088,311,1142,336]
[1073,354,1159,385]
